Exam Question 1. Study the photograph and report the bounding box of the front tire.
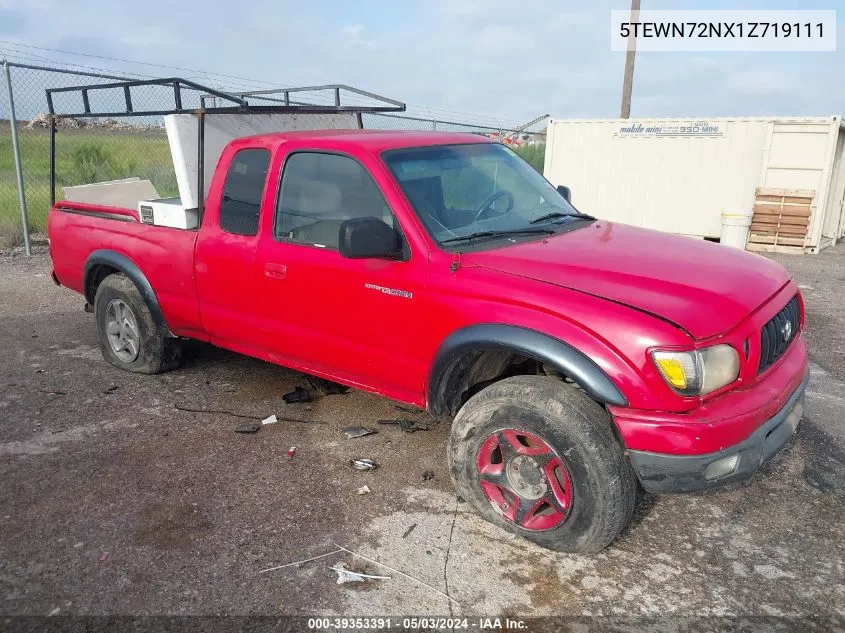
[94,273,182,375]
[448,376,636,553]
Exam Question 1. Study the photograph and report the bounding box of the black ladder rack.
[45,77,406,216]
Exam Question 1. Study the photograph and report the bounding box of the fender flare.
[427,324,627,415]
[83,249,169,332]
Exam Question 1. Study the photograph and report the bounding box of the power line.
[0,44,281,96]
[0,40,530,129]
[0,39,283,89]
[1,48,151,80]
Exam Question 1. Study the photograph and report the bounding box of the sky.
[0,0,843,126]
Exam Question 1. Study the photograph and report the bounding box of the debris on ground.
[103,385,119,394]
[176,404,261,420]
[175,404,317,424]
[421,470,434,481]
[350,458,377,471]
[377,419,433,433]
[261,414,278,426]
[394,404,424,414]
[356,485,371,495]
[330,563,390,584]
[258,548,344,574]
[332,543,460,605]
[307,377,350,395]
[257,543,461,606]
[286,447,296,460]
[235,423,261,434]
[282,386,311,403]
[402,523,417,539]
[343,426,376,439]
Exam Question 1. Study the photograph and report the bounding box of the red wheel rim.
[476,429,573,531]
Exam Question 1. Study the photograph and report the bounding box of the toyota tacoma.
[47,129,808,553]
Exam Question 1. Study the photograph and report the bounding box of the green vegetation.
[68,142,138,185]
[514,143,545,173]
[0,124,175,245]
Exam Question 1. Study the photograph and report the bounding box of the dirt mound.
[25,113,162,132]
[97,118,162,132]
[26,113,86,129]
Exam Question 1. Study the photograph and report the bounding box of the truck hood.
[463,221,790,339]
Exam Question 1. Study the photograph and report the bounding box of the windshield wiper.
[529,211,595,224]
[440,228,555,245]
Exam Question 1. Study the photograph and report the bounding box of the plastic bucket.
[720,210,753,249]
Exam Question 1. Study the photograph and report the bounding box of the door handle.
[264,263,287,280]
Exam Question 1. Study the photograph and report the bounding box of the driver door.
[254,150,429,403]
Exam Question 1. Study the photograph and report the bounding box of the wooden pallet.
[747,188,814,250]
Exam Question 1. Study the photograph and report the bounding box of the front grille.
[758,295,800,374]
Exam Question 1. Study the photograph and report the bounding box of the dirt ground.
[0,244,843,629]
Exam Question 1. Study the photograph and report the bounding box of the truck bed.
[48,202,205,339]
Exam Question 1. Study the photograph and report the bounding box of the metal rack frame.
[200,84,406,111]
[45,77,406,218]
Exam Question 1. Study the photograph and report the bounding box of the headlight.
[652,344,740,396]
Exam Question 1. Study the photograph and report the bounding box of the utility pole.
[620,0,641,119]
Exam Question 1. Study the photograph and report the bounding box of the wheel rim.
[476,429,573,531]
[105,299,140,363]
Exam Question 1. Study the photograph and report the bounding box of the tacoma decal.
[365,283,413,299]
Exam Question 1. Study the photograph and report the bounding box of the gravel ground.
[0,245,843,630]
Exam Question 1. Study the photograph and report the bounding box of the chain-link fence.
[0,61,546,250]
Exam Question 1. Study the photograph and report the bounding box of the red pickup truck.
[48,130,808,553]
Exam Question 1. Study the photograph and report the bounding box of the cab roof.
[232,129,496,152]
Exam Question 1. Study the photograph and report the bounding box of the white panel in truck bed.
[164,113,359,211]
[62,178,160,209]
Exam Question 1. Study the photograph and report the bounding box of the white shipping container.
[543,116,845,253]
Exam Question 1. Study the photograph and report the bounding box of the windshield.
[382,142,587,248]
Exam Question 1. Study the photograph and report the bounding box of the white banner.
[610,10,836,52]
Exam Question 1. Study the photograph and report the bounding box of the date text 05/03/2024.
[306,617,528,630]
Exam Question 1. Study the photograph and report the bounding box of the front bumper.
[628,374,807,493]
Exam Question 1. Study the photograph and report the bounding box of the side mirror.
[556,185,572,203]
[339,217,401,259]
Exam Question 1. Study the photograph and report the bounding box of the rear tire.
[94,273,182,375]
[448,375,636,553]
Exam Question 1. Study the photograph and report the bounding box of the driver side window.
[275,152,394,249]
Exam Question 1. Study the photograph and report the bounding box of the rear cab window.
[219,148,271,236]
